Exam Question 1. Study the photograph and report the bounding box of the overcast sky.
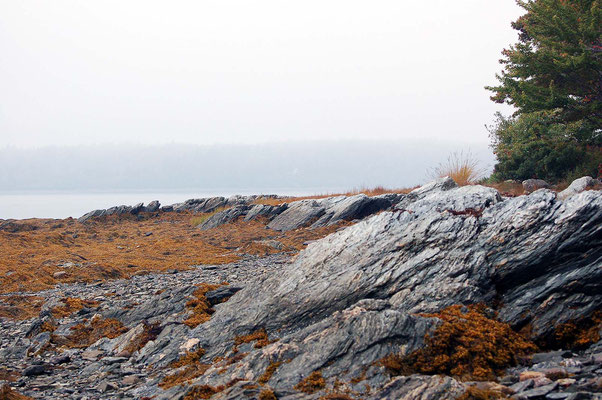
[0,1,522,148]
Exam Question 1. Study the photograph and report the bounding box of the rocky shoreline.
[1,177,601,399]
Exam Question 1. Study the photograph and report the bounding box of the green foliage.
[487,0,601,130]
[488,111,602,181]
[487,0,601,181]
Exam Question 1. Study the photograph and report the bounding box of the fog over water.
[0,141,494,219]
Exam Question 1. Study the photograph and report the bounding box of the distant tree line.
[487,0,601,182]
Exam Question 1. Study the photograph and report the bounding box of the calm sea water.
[0,189,332,220]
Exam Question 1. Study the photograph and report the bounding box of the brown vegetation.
[233,328,272,350]
[544,311,602,351]
[380,305,536,381]
[182,385,221,400]
[160,347,211,389]
[258,389,278,400]
[51,315,128,349]
[0,385,33,400]
[432,151,483,186]
[183,283,226,328]
[0,369,19,383]
[0,212,348,300]
[456,386,507,400]
[123,321,162,354]
[295,371,326,394]
[0,296,44,320]
[258,361,282,385]
[51,297,100,318]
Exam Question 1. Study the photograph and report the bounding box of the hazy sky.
[0,1,522,148]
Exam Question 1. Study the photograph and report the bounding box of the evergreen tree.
[487,0,601,181]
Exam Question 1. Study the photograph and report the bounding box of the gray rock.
[558,177,598,200]
[523,179,550,193]
[199,205,251,230]
[144,200,161,213]
[77,209,106,223]
[368,374,465,400]
[267,199,326,231]
[23,364,47,376]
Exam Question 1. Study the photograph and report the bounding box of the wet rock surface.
[2,177,602,399]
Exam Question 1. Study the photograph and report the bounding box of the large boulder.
[557,176,599,200]
[522,179,550,193]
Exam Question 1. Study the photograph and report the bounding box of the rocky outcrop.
[197,193,402,231]
[78,201,163,223]
[5,178,602,399]
[78,195,285,223]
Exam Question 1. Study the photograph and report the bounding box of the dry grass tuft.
[258,361,282,385]
[295,371,326,394]
[183,283,226,328]
[258,389,278,400]
[432,151,483,186]
[0,384,33,400]
[380,305,536,381]
[51,297,100,318]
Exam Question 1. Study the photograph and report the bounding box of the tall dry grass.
[432,151,483,186]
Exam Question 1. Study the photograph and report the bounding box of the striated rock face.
[5,178,602,399]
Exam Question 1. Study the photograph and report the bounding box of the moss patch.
[258,361,282,385]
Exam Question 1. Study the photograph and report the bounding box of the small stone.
[23,365,47,376]
[520,371,545,381]
[49,354,71,365]
[81,349,103,361]
[121,375,139,386]
[101,356,127,365]
[97,380,118,392]
[556,378,576,387]
[510,379,534,393]
[522,179,550,193]
[52,271,67,279]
